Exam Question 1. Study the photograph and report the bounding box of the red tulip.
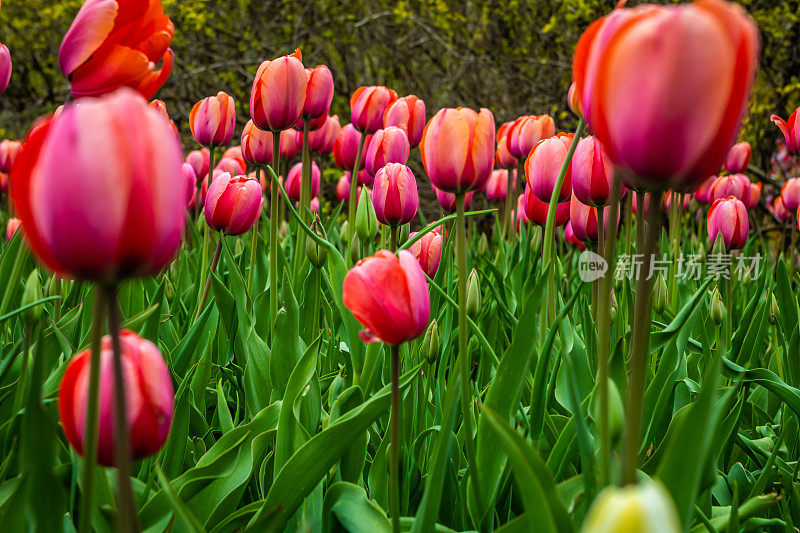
[573,0,759,190]
[409,230,444,278]
[189,92,236,147]
[772,107,800,155]
[507,115,556,159]
[564,221,587,250]
[421,107,495,193]
[525,133,575,203]
[280,129,303,160]
[334,123,369,170]
[58,0,174,99]
[707,196,748,249]
[523,185,570,227]
[384,95,426,148]
[781,178,800,212]
[495,121,518,169]
[725,141,751,173]
[433,185,474,212]
[708,173,750,204]
[302,65,334,119]
[251,49,307,132]
[0,139,22,173]
[343,250,430,344]
[309,115,340,154]
[5,217,20,241]
[204,173,263,235]
[0,44,11,95]
[10,89,185,281]
[693,176,716,204]
[485,169,513,201]
[59,330,173,467]
[365,126,410,176]
[241,120,274,166]
[571,135,620,207]
[350,86,398,134]
[285,161,321,202]
[372,163,418,226]
[185,148,209,182]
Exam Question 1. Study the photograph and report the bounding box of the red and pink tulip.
[250,49,307,132]
[204,173,263,236]
[372,163,419,226]
[707,196,748,249]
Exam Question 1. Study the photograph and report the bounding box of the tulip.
[772,107,800,155]
[421,107,496,193]
[351,86,398,134]
[334,123,369,170]
[409,230,443,278]
[572,0,759,191]
[189,92,236,148]
[280,128,303,160]
[0,172,7,194]
[707,196,748,249]
[336,173,352,203]
[241,120,274,166]
[0,44,10,95]
[570,194,618,243]
[0,139,22,173]
[181,163,197,209]
[58,330,174,467]
[372,163,419,227]
[495,122,518,169]
[525,133,575,202]
[222,145,246,170]
[708,173,750,204]
[771,196,791,222]
[204,173,263,236]
[516,194,530,229]
[251,49,307,132]
[215,157,246,177]
[631,192,654,216]
[310,197,319,214]
[58,0,174,99]
[781,177,800,211]
[309,115,340,154]
[571,135,618,207]
[693,176,716,204]
[523,185,569,227]
[581,481,681,533]
[185,148,210,182]
[301,65,334,120]
[564,221,586,250]
[725,141,751,173]
[365,126,410,176]
[485,169,512,201]
[384,95,426,148]
[662,191,691,211]
[285,161,321,202]
[5,217,21,241]
[433,185,474,212]
[745,181,761,209]
[507,114,556,160]
[10,88,184,281]
[567,82,581,117]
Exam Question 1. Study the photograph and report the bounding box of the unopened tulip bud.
[306,215,328,268]
[340,220,350,244]
[654,273,667,315]
[592,378,623,443]
[399,223,410,244]
[609,291,617,322]
[350,234,361,263]
[769,294,780,325]
[711,232,727,257]
[279,220,290,241]
[529,226,542,254]
[478,233,489,256]
[466,269,481,318]
[163,275,175,300]
[421,319,439,364]
[356,187,378,242]
[710,286,726,325]
[22,270,43,323]
[582,481,681,533]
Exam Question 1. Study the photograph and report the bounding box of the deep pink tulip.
[189,92,235,147]
[570,195,601,243]
[310,197,319,214]
[302,65,334,119]
[204,173,263,235]
[707,196,748,249]
[708,173,750,204]
[251,49,307,132]
[571,135,620,207]
[350,86,398,134]
[525,133,574,203]
[409,230,443,278]
[372,163,419,226]
[185,148,209,182]
[280,129,302,160]
[5,217,21,242]
[181,163,197,209]
[421,107,495,193]
[309,115,340,154]
[334,123,368,170]
[0,44,10,95]
[781,178,800,212]
[771,196,791,222]
[384,95,426,148]
[516,194,529,229]
[564,221,587,250]
[241,120,274,166]
[365,126,410,176]
[507,115,556,159]
[495,122,518,169]
[693,176,716,204]
[772,108,800,155]
[572,0,759,191]
[59,330,173,467]
[523,185,570,227]
[725,141,751,173]
[485,169,513,201]
[0,139,22,173]
[285,161,321,202]
[343,250,430,344]
[10,89,184,281]
[433,185,474,212]
[336,173,351,202]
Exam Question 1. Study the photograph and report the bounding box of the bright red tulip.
[571,135,619,207]
[185,148,209,182]
[5,217,20,242]
[301,65,334,120]
[495,121,518,169]
[204,173,263,235]
[189,92,236,148]
[280,129,303,160]
[365,126,410,176]
[241,120,274,166]
[772,108,800,155]
[565,221,587,250]
[707,196,748,249]
[485,169,513,201]
[251,49,307,132]
[0,44,10,95]
[573,0,759,190]
[285,161,321,202]
[11,89,184,281]
[708,173,750,204]
[58,0,174,99]
[372,163,418,226]
[334,123,368,170]
[343,250,430,344]
[351,86,398,134]
[525,133,575,203]
[725,141,751,173]
[409,230,443,278]
[384,95,426,148]
[0,139,22,173]
[507,115,556,159]
[433,185,474,212]
[421,107,495,193]
[309,115,340,154]
[693,176,716,204]
[523,185,570,227]
[781,178,800,212]
[59,330,173,467]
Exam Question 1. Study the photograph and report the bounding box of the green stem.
[391,224,399,253]
[196,147,216,318]
[270,133,282,330]
[503,168,515,239]
[247,166,262,293]
[195,236,223,321]
[347,134,367,258]
[390,343,401,533]
[293,122,312,279]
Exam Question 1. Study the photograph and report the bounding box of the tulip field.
[3,0,800,532]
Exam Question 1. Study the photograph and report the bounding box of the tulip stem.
[79,287,107,533]
[621,190,663,485]
[390,224,398,252]
[293,122,313,280]
[389,343,401,533]
[270,134,282,330]
[106,286,140,533]
[196,236,223,321]
[503,169,515,239]
[196,147,216,319]
[348,134,367,260]
[247,167,262,294]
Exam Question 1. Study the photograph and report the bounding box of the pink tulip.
[631,192,653,216]
[384,95,426,148]
[5,217,21,242]
[215,157,246,177]
[745,182,761,209]
[708,173,750,204]
[770,196,791,222]
[409,230,444,278]
[570,195,601,243]
[241,120,274,166]
[507,115,556,159]
[58,330,173,467]
[495,121,518,169]
[10,89,184,281]
[772,108,800,155]
[222,146,246,169]
[285,161,321,202]
[309,115,340,154]
[365,126,410,176]
[516,194,529,229]
[523,185,570,227]
[336,173,352,202]
[485,169,513,201]
[181,163,197,209]
[301,65,334,119]
[662,191,691,211]
[280,129,303,160]
[525,133,574,202]
[372,163,419,226]
[310,197,320,214]
[0,139,22,173]
[351,86,398,134]
[421,107,495,193]
[334,123,369,170]
[251,49,307,132]
[781,178,800,212]
[564,221,587,250]
[693,176,716,204]
[707,196,748,249]
[185,148,210,182]
[433,185,474,212]
[204,173,263,235]
[571,135,620,207]
[189,92,236,147]
[0,44,11,95]
[343,250,430,344]
[725,141,751,173]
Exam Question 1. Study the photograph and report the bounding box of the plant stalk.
[270,133,282,329]
[347,134,367,259]
[390,343,401,533]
